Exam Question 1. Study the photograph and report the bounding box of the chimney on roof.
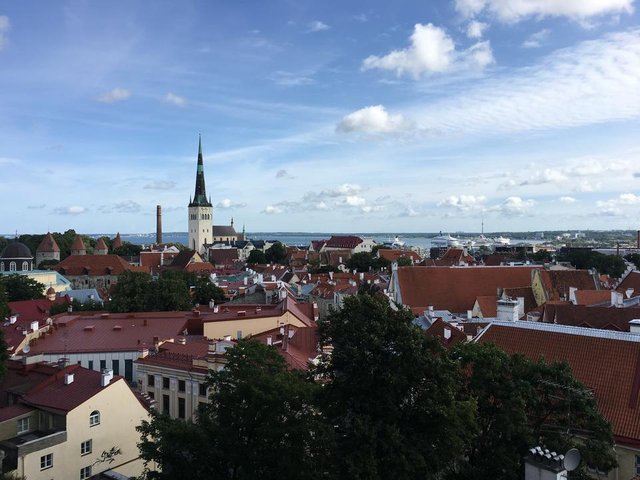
[156,205,163,245]
[611,291,624,308]
[58,357,67,369]
[223,335,232,341]
[267,336,272,346]
[328,271,333,280]
[630,320,640,334]
[569,287,578,305]
[497,299,519,322]
[101,369,114,387]
[467,310,472,320]
[626,288,635,299]
[64,372,74,385]
[9,314,17,324]
[443,328,451,341]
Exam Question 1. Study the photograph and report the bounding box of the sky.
[1,0,640,234]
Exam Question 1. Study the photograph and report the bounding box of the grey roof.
[213,225,237,237]
[59,288,103,303]
[1,241,33,259]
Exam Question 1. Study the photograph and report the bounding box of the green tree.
[625,253,640,269]
[107,271,153,312]
[448,342,615,480]
[153,276,193,311]
[345,251,374,272]
[0,280,9,320]
[396,256,413,267]
[558,249,625,278]
[265,242,286,264]
[0,275,45,301]
[315,295,475,480]
[193,276,225,306]
[246,249,266,264]
[137,340,331,480]
[113,241,143,257]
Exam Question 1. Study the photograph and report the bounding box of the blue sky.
[1,0,639,234]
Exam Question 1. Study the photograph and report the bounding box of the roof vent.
[113,325,122,331]
[30,321,39,332]
[84,325,95,332]
[237,310,246,316]
[9,315,17,324]
[64,372,74,385]
[223,335,232,341]
[177,337,186,345]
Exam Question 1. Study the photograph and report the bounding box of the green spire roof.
[189,135,212,207]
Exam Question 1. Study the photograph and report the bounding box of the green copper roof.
[189,135,212,207]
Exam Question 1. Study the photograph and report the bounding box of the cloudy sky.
[1,0,639,234]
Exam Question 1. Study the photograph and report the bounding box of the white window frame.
[89,410,100,427]
[80,465,92,480]
[9,261,16,272]
[17,417,29,434]
[40,453,53,470]
[81,439,92,456]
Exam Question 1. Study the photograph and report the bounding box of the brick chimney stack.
[156,205,162,244]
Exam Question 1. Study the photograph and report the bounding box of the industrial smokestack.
[637,230,639,249]
[156,205,162,244]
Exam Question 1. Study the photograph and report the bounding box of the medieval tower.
[187,135,213,253]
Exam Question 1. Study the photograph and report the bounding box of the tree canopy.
[265,241,287,264]
[345,252,390,272]
[0,275,45,302]
[137,340,331,480]
[246,249,266,264]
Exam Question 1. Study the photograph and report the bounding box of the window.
[99,360,106,370]
[89,410,100,427]
[40,453,53,470]
[9,261,16,272]
[17,417,29,434]
[22,261,29,271]
[178,380,185,392]
[147,391,154,399]
[636,455,640,475]
[148,374,155,387]
[163,395,170,414]
[162,377,170,389]
[199,383,207,397]
[112,359,120,375]
[80,466,92,480]
[81,439,92,456]
[178,397,186,419]
[125,359,133,382]
[88,360,94,370]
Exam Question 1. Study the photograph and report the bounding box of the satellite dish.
[564,448,581,471]
[23,344,31,354]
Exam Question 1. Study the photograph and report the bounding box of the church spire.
[189,134,212,207]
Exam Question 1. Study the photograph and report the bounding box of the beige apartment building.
[0,359,151,480]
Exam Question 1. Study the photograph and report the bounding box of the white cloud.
[341,195,367,207]
[520,168,568,185]
[490,197,535,216]
[308,21,330,32]
[354,13,368,23]
[52,206,87,215]
[523,29,551,48]
[216,198,247,209]
[144,180,176,190]
[467,20,488,39]
[268,71,315,86]
[437,194,487,210]
[164,92,186,107]
[597,192,640,208]
[559,196,577,203]
[263,205,284,214]
[454,0,633,23]
[336,105,411,134]
[276,169,289,178]
[362,23,493,78]
[113,200,141,213]
[411,30,640,136]
[0,15,10,50]
[97,88,131,103]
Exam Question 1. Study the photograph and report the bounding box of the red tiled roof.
[21,364,127,413]
[36,232,60,253]
[27,312,197,354]
[54,254,138,276]
[502,286,537,313]
[435,248,476,266]
[378,249,422,263]
[112,232,123,249]
[474,296,497,317]
[0,403,34,422]
[325,235,363,249]
[251,326,319,370]
[538,269,597,301]
[71,235,86,252]
[136,336,214,373]
[396,266,538,314]
[139,251,179,268]
[618,271,640,295]
[477,323,640,446]
[540,304,640,331]
[311,240,327,251]
[574,289,612,306]
[209,249,239,266]
[425,318,467,347]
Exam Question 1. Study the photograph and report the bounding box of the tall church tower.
[188,135,213,254]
